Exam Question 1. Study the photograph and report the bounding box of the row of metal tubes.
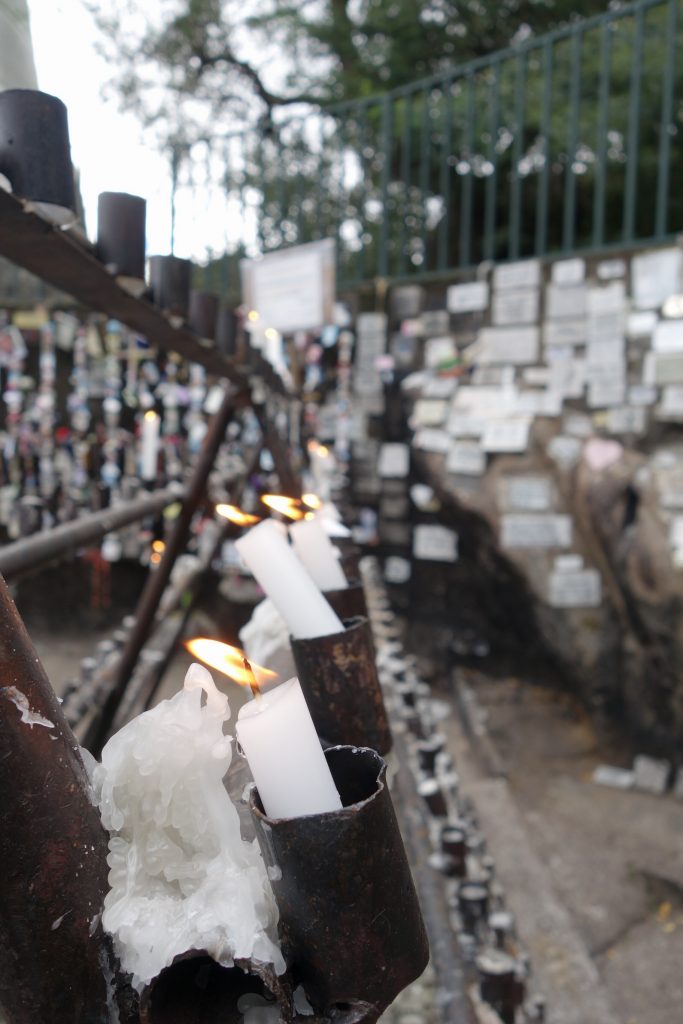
[214,0,678,278]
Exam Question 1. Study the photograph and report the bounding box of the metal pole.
[89,383,236,757]
[0,485,181,579]
[0,573,136,1023]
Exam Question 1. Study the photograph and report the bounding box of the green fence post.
[623,6,645,242]
[535,41,554,256]
[562,28,583,252]
[484,62,502,262]
[655,0,679,238]
[509,53,527,260]
[378,95,392,278]
[592,23,613,248]
[460,73,475,268]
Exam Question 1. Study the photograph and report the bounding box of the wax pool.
[92,663,285,992]
[236,677,342,820]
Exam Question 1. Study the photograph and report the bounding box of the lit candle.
[289,517,348,591]
[186,639,342,820]
[237,677,342,819]
[140,410,160,481]
[235,519,343,639]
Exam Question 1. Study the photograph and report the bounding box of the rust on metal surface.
[0,572,137,1023]
[291,616,392,755]
[249,746,429,1023]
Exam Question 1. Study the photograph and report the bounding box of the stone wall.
[346,243,683,754]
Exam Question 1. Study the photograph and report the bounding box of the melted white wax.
[92,663,285,992]
[2,686,54,728]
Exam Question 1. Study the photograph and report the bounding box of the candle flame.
[152,539,166,553]
[215,503,262,527]
[260,494,305,521]
[247,310,260,322]
[317,445,330,457]
[144,410,158,422]
[185,638,278,689]
[302,493,322,510]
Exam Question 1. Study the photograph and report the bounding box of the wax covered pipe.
[0,572,136,1022]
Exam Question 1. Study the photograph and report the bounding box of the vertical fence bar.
[535,41,554,255]
[562,28,583,252]
[484,62,501,262]
[256,135,266,254]
[356,103,369,284]
[398,94,412,277]
[314,115,326,241]
[378,95,393,278]
[335,116,346,275]
[656,0,679,237]
[419,89,431,270]
[459,74,475,267]
[509,53,527,260]
[276,128,287,246]
[592,23,613,248]
[623,7,645,242]
[437,79,454,271]
[296,122,307,243]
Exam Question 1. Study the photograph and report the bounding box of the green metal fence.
[209,0,683,291]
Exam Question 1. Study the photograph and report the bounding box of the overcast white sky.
[26,0,239,261]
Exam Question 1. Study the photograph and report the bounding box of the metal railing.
[205,0,682,292]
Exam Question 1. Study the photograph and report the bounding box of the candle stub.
[237,676,342,819]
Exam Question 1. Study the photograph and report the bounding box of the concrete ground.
[447,669,683,1024]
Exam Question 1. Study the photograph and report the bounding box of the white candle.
[140,410,160,481]
[235,519,343,639]
[290,517,348,591]
[236,677,342,819]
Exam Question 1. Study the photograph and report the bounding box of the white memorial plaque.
[384,556,412,584]
[494,260,541,291]
[548,568,601,608]
[545,283,588,320]
[657,386,683,421]
[597,258,627,280]
[586,311,625,345]
[412,428,451,453]
[492,288,539,326]
[413,524,458,562]
[500,475,553,511]
[413,399,448,427]
[446,442,487,476]
[628,385,657,406]
[423,377,458,399]
[654,352,683,385]
[471,366,516,387]
[604,406,647,435]
[241,238,335,333]
[632,247,682,310]
[378,443,410,478]
[501,514,572,549]
[587,282,626,316]
[478,326,540,365]
[548,435,582,468]
[482,418,532,454]
[656,467,683,509]
[543,319,587,347]
[554,554,584,572]
[627,311,657,338]
[549,358,586,399]
[523,367,551,387]
[447,413,487,438]
[588,378,626,409]
[421,310,450,336]
[401,318,424,338]
[358,313,388,333]
[425,336,456,368]
[551,258,585,286]
[447,281,489,313]
[587,336,625,367]
[653,319,683,354]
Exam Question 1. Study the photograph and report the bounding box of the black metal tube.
[97,191,146,280]
[89,384,236,756]
[290,616,392,755]
[0,89,75,210]
[0,485,181,579]
[323,580,368,621]
[249,746,429,1022]
[0,572,137,1022]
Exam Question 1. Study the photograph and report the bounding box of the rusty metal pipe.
[323,580,368,621]
[0,485,181,579]
[290,616,392,755]
[0,572,137,1023]
[249,746,429,1022]
[89,383,236,756]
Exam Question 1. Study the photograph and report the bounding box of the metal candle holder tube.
[97,191,146,280]
[188,289,219,340]
[290,616,392,755]
[215,306,237,356]
[148,254,192,318]
[476,949,521,1024]
[249,746,429,1022]
[0,573,135,1022]
[140,953,292,1024]
[0,89,75,211]
[323,578,368,621]
[332,539,362,581]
